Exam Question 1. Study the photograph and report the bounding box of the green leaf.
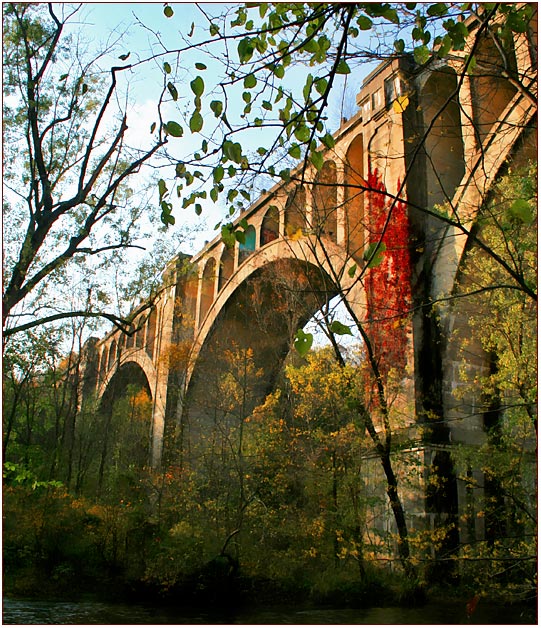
[357,15,373,30]
[348,264,357,278]
[167,81,178,101]
[320,133,335,149]
[330,320,353,336]
[294,329,313,357]
[210,23,219,36]
[394,38,405,53]
[437,34,453,58]
[294,125,311,143]
[195,203,202,216]
[288,144,301,159]
[164,121,184,137]
[279,169,291,182]
[213,165,224,184]
[336,60,351,74]
[363,241,387,268]
[382,7,399,24]
[223,140,243,164]
[190,76,204,97]
[210,100,223,118]
[315,77,328,96]
[221,224,236,248]
[195,62,207,70]
[163,61,171,74]
[310,151,324,171]
[427,3,449,17]
[273,64,285,79]
[244,73,257,88]
[303,74,313,103]
[150,121,156,134]
[164,5,174,18]
[189,111,204,133]
[413,45,431,65]
[119,52,131,61]
[158,178,168,200]
[238,37,255,63]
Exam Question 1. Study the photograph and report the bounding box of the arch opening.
[199,257,217,325]
[345,135,365,260]
[91,361,153,497]
[218,247,235,291]
[182,257,339,451]
[260,205,280,246]
[311,160,338,241]
[284,185,306,235]
[238,224,256,264]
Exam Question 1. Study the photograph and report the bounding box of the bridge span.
[81,23,536,497]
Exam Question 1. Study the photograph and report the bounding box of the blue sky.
[60,3,374,256]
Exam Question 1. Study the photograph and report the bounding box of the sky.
[62,2,373,255]
[58,2,372,347]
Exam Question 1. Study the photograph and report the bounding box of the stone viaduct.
[81,17,536,545]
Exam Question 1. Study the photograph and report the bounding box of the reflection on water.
[2,596,537,625]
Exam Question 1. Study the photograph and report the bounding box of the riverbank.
[3,568,538,625]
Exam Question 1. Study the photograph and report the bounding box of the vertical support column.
[149,283,176,467]
[193,262,204,332]
[335,161,346,246]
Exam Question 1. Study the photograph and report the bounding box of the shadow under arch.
[96,361,154,481]
[181,252,342,450]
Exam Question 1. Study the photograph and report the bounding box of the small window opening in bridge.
[238,224,256,264]
[260,206,280,246]
[385,74,403,107]
[360,97,370,121]
[372,88,383,112]
[99,349,107,382]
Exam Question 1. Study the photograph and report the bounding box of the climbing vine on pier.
[364,169,412,381]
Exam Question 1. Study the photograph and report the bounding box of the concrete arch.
[181,235,366,450]
[97,349,158,402]
[190,236,365,384]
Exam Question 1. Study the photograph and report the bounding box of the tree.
[444,163,537,598]
[2,3,175,339]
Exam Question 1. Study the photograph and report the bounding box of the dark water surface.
[2,597,537,625]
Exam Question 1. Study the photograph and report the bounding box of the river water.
[2,597,537,625]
